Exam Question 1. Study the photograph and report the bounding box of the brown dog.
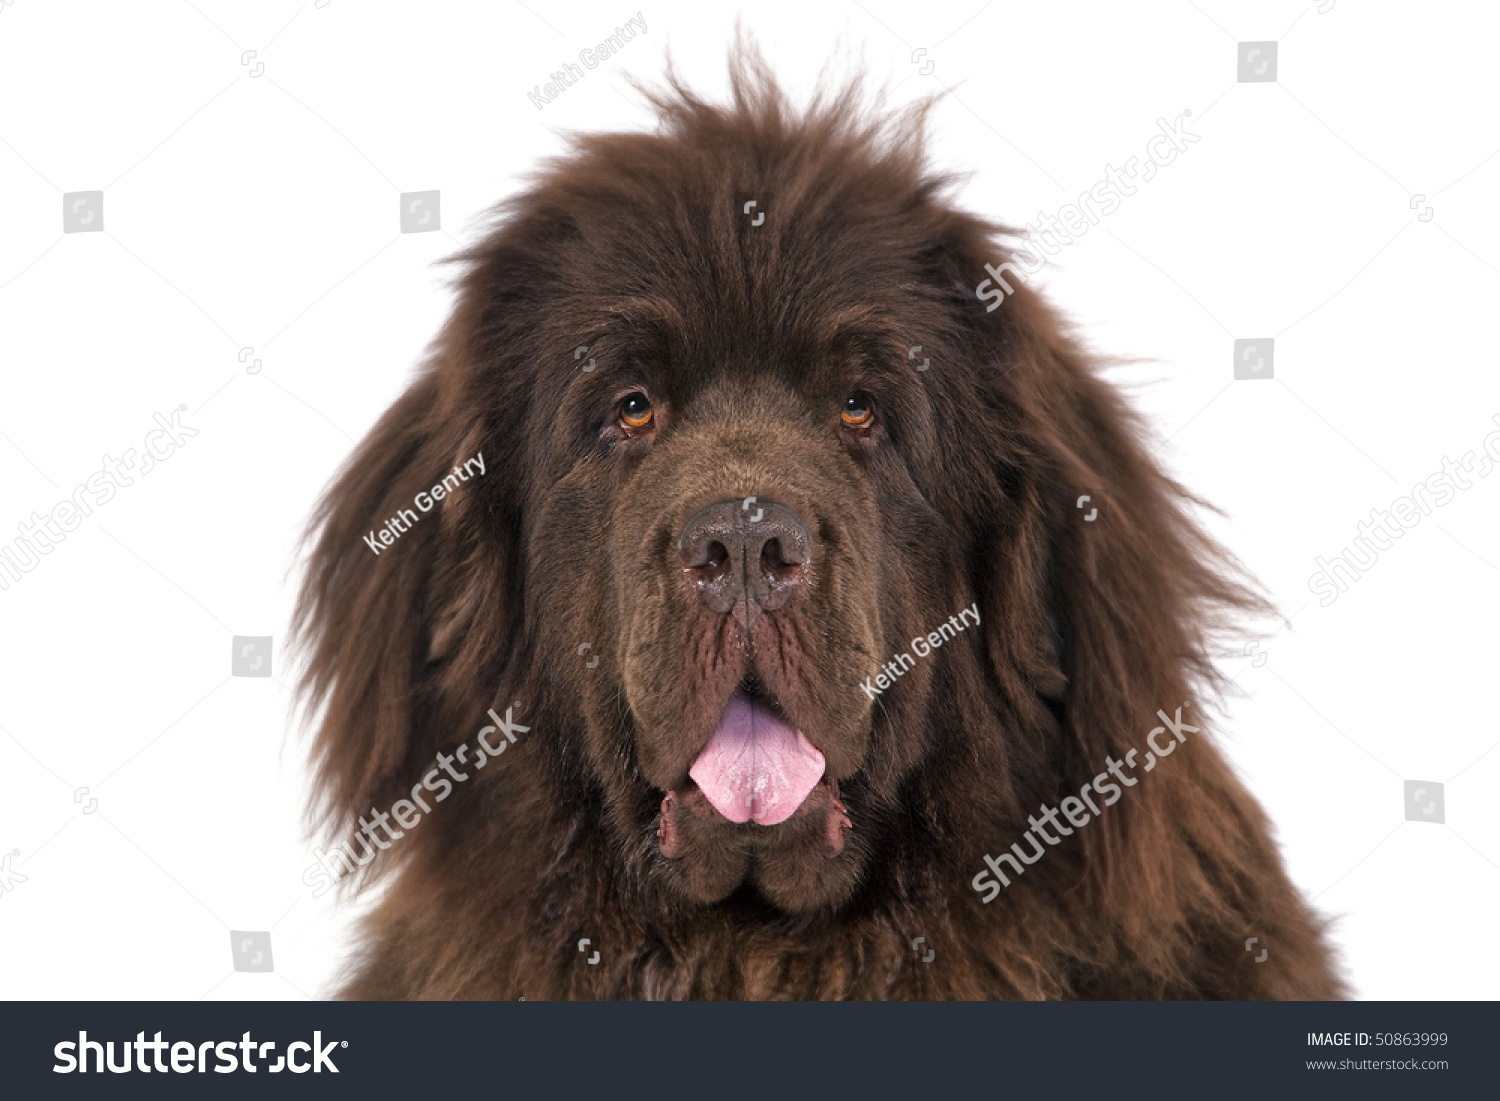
[294,47,1344,999]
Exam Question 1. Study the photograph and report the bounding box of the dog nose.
[678,499,811,616]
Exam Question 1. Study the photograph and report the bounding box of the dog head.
[295,49,1256,922]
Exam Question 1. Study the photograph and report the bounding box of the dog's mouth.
[686,682,826,825]
[653,681,859,908]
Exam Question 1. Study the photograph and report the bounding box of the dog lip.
[664,776,852,855]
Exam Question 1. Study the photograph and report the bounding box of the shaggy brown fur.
[294,46,1345,1000]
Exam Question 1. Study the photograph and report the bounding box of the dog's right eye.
[841,391,875,429]
[619,392,654,431]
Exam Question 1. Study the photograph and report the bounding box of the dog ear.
[292,194,583,844]
[937,237,1350,988]
[292,364,522,837]
[931,224,1265,764]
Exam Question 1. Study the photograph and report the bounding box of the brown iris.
[841,391,874,427]
[620,393,653,430]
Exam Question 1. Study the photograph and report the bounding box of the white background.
[1,0,1496,1001]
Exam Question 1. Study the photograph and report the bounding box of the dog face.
[528,237,965,909]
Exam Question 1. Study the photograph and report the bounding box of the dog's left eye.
[841,391,875,428]
[619,393,654,430]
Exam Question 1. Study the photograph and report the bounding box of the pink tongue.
[689,694,825,825]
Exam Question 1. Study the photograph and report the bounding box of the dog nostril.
[759,538,803,584]
[698,541,729,581]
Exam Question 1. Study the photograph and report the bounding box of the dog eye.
[841,391,875,428]
[619,393,654,430]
